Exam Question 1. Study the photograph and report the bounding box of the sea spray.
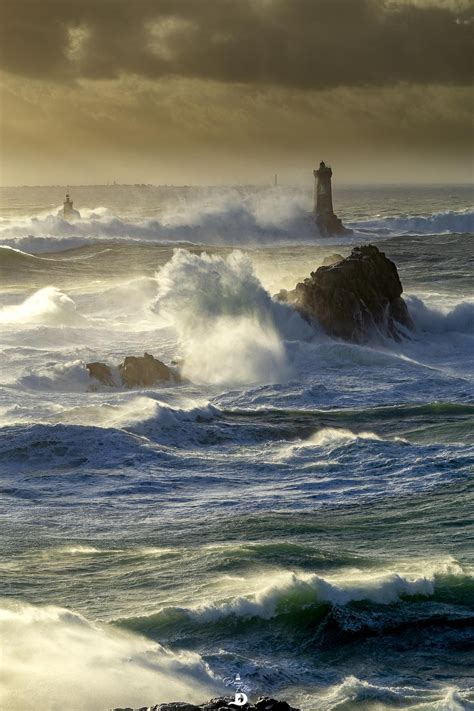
[0,286,86,326]
[0,600,219,711]
[405,295,474,334]
[152,250,310,385]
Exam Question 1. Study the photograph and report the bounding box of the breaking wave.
[0,397,222,467]
[349,208,474,235]
[406,295,474,334]
[0,196,316,252]
[121,559,473,641]
[317,676,472,710]
[0,199,472,254]
[0,287,86,326]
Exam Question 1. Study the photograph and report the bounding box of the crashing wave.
[2,197,471,254]
[152,249,312,385]
[406,295,474,334]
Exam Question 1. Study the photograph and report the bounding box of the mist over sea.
[0,184,473,711]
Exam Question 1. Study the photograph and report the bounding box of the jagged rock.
[321,253,344,267]
[86,353,180,388]
[113,696,299,711]
[86,361,115,386]
[119,352,178,387]
[255,698,296,711]
[281,245,413,343]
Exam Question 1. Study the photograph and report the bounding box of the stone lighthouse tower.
[313,161,351,236]
[62,192,80,220]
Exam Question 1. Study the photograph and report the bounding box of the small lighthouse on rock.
[313,161,351,236]
[63,192,80,220]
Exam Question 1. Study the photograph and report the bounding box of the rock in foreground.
[279,245,413,343]
[113,696,300,711]
[87,352,180,388]
[86,361,115,387]
[119,353,178,387]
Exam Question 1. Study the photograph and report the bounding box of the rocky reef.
[113,696,300,711]
[86,352,180,388]
[278,245,413,343]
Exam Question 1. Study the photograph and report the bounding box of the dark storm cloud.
[0,0,472,88]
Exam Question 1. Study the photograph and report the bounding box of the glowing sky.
[0,0,472,185]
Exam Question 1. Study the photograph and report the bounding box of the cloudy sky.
[0,0,472,185]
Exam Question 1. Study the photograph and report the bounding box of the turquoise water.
[0,185,473,710]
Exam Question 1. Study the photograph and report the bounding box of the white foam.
[318,676,468,711]
[0,287,86,326]
[17,359,95,392]
[406,295,474,334]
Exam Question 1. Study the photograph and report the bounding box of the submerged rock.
[113,697,300,711]
[86,352,180,388]
[280,244,413,343]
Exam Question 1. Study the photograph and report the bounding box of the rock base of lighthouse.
[315,212,352,237]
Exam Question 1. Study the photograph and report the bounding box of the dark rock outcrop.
[321,253,344,267]
[113,696,300,711]
[279,244,413,343]
[86,353,180,388]
[86,361,115,386]
[119,352,177,387]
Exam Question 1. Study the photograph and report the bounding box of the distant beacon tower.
[63,193,74,218]
[313,161,351,236]
[63,192,80,220]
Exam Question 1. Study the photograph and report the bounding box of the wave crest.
[0,287,86,326]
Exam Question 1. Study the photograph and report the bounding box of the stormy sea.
[0,184,473,711]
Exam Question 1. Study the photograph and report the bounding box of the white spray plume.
[0,600,219,711]
[0,287,85,326]
[153,249,310,385]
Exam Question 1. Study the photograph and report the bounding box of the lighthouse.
[313,161,351,236]
[63,192,80,220]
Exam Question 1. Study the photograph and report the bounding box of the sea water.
[0,184,473,711]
